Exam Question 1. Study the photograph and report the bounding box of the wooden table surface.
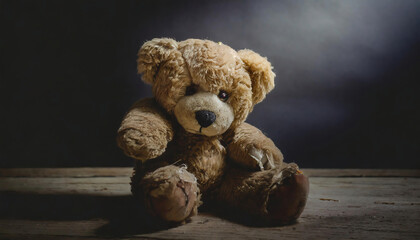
[0,168,419,240]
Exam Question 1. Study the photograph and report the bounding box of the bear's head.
[137,38,275,137]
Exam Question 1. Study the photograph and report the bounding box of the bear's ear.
[137,38,178,85]
[238,49,275,105]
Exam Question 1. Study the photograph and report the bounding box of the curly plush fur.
[117,38,308,225]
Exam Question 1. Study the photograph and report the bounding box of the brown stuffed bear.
[117,38,309,225]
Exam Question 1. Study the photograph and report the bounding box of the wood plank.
[0,177,130,196]
[0,175,419,239]
[0,167,133,178]
[0,219,105,237]
[0,167,419,178]
[303,168,420,177]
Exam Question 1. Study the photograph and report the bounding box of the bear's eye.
[185,85,197,96]
[218,90,229,102]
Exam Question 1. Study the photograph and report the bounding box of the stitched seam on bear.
[179,52,195,85]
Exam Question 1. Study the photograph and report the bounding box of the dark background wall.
[1,0,419,168]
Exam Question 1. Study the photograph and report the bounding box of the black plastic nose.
[195,110,216,128]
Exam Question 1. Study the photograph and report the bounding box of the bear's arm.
[225,122,283,170]
[117,98,174,161]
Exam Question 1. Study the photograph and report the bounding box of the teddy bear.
[117,38,309,225]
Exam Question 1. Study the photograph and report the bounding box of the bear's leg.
[217,163,309,225]
[132,165,201,223]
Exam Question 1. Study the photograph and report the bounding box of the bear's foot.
[217,163,309,225]
[135,165,201,223]
[266,166,309,224]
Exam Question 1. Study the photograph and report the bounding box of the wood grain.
[0,168,419,239]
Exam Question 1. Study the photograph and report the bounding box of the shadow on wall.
[1,0,419,168]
